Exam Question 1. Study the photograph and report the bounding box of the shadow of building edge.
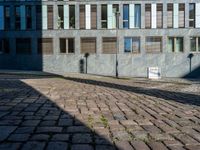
[0,77,117,150]
[60,76,200,107]
[183,65,200,79]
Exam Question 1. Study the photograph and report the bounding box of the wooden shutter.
[146,37,162,53]
[47,5,53,29]
[157,4,163,28]
[145,4,151,28]
[179,4,185,28]
[91,5,97,29]
[79,5,85,29]
[167,4,173,28]
[16,38,31,54]
[81,38,96,53]
[102,37,117,54]
[38,38,53,55]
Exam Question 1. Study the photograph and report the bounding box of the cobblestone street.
[0,74,200,150]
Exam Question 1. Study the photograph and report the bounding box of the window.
[58,5,64,29]
[0,39,9,54]
[157,4,163,28]
[47,5,53,29]
[146,37,162,53]
[38,38,53,55]
[189,4,195,28]
[167,37,184,52]
[145,4,151,28]
[26,6,32,29]
[59,38,74,53]
[123,4,129,28]
[4,6,10,30]
[124,37,140,53]
[91,5,97,29]
[36,5,42,30]
[167,4,173,28]
[190,37,200,52]
[101,5,107,28]
[81,38,96,54]
[16,38,31,54]
[179,4,185,28]
[15,6,20,30]
[102,37,117,54]
[79,5,85,29]
[135,4,141,28]
[69,5,75,29]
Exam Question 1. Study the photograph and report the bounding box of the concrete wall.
[1,0,200,78]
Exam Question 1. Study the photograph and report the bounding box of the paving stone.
[167,145,186,150]
[51,134,69,141]
[72,133,92,144]
[30,134,50,141]
[58,119,73,126]
[21,141,46,150]
[8,134,30,142]
[148,142,169,150]
[67,126,91,133]
[96,145,116,150]
[36,127,63,133]
[130,141,151,150]
[115,141,134,150]
[14,127,35,134]
[21,120,40,126]
[0,142,21,150]
[39,121,56,126]
[71,144,94,150]
[0,126,17,141]
[46,142,68,150]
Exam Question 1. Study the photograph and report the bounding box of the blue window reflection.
[123,5,129,28]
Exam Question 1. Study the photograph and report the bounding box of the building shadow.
[62,76,200,107]
[0,75,117,150]
[0,1,43,71]
[183,65,200,79]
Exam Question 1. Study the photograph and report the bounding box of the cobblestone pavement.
[0,74,200,150]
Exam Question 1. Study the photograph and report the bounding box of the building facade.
[0,0,200,78]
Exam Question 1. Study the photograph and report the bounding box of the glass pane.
[167,37,174,52]
[189,4,195,19]
[132,37,140,52]
[101,5,107,20]
[190,37,196,52]
[124,38,132,53]
[176,37,183,52]
[123,5,129,28]
[69,5,75,28]
[135,4,141,28]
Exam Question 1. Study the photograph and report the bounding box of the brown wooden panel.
[47,5,53,29]
[102,37,117,54]
[38,38,53,55]
[157,4,163,28]
[179,4,185,28]
[91,5,97,29]
[167,4,173,28]
[81,38,96,53]
[145,4,151,28]
[79,5,85,29]
[146,37,162,53]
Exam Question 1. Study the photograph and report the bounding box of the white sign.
[148,67,161,79]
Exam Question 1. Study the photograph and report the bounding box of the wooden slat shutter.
[132,37,140,53]
[167,4,173,28]
[146,37,162,53]
[179,4,185,28]
[91,5,97,29]
[157,4,163,28]
[145,4,151,28]
[47,5,53,29]
[102,37,117,54]
[79,5,85,29]
[38,38,53,55]
[81,38,96,53]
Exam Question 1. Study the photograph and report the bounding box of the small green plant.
[100,115,108,128]
[87,115,94,128]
